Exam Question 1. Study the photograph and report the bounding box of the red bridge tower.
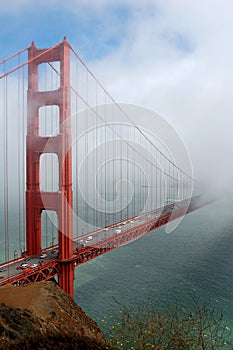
[26,38,74,297]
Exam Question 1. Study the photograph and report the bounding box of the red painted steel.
[0,40,208,296]
[0,195,211,289]
[26,38,74,297]
[0,260,60,287]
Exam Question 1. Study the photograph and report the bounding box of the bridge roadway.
[0,195,212,287]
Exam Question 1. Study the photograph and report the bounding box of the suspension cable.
[70,46,196,183]
[0,40,63,80]
[0,46,29,65]
[48,62,179,183]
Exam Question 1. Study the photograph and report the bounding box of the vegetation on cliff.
[0,282,232,349]
[103,303,232,349]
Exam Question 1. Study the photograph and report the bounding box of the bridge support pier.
[26,38,74,297]
[59,262,75,297]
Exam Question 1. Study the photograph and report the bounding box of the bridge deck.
[0,195,213,287]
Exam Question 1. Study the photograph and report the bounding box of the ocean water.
[1,195,233,340]
[74,195,233,335]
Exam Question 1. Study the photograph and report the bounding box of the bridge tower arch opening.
[26,38,74,297]
[41,210,58,250]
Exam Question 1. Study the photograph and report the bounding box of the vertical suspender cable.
[170,164,174,199]
[168,161,170,202]
[85,69,88,233]
[166,159,168,202]
[145,138,147,212]
[126,124,129,220]
[104,97,107,228]
[75,59,79,237]
[181,172,183,201]
[120,123,123,222]
[112,103,116,225]
[164,155,167,204]
[17,53,22,256]
[51,64,54,246]
[95,81,98,229]
[150,142,152,212]
[3,72,9,268]
[155,147,158,210]
[139,130,142,214]
[22,66,26,254]
[45,63,48,249]
[159,152,162,209]
[170,162,172,201]
[133,125,136,217]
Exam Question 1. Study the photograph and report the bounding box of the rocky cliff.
[0,282,108,349]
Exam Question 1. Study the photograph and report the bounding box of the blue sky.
[0,1,190,61]
[0,2,132,61]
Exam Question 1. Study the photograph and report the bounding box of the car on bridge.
[40,253,47,259]
[115,229,122,233]
[16,263,30,270]
[31,263,39,268]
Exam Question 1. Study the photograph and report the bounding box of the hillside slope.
[0,282,108,349]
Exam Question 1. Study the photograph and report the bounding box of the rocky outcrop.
[0,282,108,349]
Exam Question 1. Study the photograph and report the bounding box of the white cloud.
[1,0,232,190]
[83,1,233,190]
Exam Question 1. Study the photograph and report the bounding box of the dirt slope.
[0,282,108,349]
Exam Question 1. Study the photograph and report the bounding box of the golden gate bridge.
[0,38,209,297]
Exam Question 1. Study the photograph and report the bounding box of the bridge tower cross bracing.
[26,38,74,297]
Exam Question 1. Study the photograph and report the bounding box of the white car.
[115,229,122,233]
[31,263,39,268]
[40,253,47,259]
[16,263,30,270]
[21,263,29,268]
